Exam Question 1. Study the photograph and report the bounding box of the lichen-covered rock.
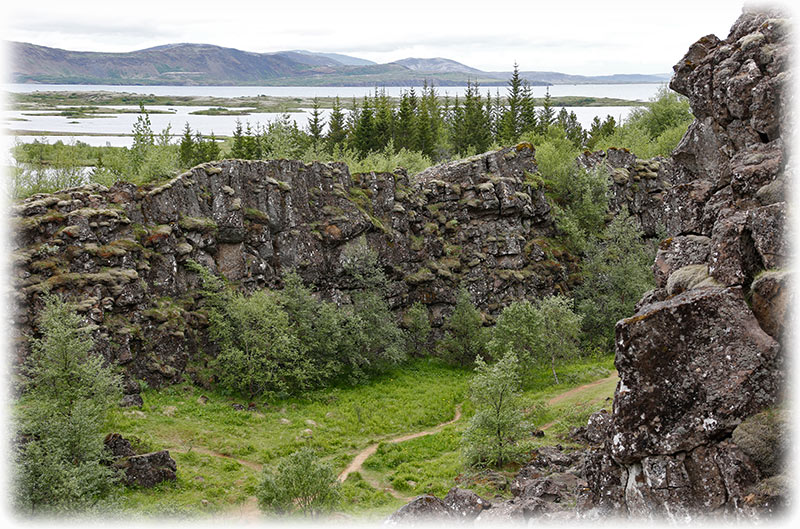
[114,450,177,488]
[652,235,712,288]
[385,494,454,524]
[583,6,791,521]
[576,148,671,238]
[613,287,781,463]
[11,146,587,387]
[104,433,135,458]
[750,269,792,339]
[442,487,491,519]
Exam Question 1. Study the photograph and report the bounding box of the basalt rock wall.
[583,6,791,521]
[11,144,591,389]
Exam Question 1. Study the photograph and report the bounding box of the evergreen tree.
[538,87,555,134]
[307,97,325,146]
[350,97,378,157]
[373,88,395,151]
[326,96,347,152]
[451,80,491,156]
[179,122,196,168]
[230,119,248,159]
[499,63,523,144]
[519,81,538,135]
[556,108,587,148]
[394,90,418,151]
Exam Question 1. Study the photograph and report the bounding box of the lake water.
[3,83,662,147]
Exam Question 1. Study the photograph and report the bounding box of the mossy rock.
[732,408,789,477]
[404,268,436,285]
[178,216,218,233]
[665,264,717,295]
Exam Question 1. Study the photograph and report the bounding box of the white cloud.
[2,0,787,75]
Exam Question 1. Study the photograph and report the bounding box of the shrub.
[438,288,486,367]
[574,209,655,350]
[13,294,122,514]
[256,447,341,517]
[404,301,432,357]
[461,352,529,468]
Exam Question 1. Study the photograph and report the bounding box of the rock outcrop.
[11,144,589,390]
[583,6,792,521]
[104,433,177,488]
[386,5,791,525]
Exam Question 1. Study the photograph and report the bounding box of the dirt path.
[338,403,463,482]
[337,403,463,500]
[168,445,264,472]
[169,372,618,514]
[539,371,619,431]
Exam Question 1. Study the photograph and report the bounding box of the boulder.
[104,433,135,458]
[612,287,781,463]
[750,269,792,339]
[115,450,177,488]
[385,494,454,524]
[442,487,491,519]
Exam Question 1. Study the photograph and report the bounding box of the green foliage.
[594,86,693,158]
[178,123,221,168]
[188,244,404,396]
[489,295,583,385]
[451,80,492,156]
[527,130,609,251]
[256,447,341,517]
[404,302,432,357]
[529,295,583,384]
[574,209,655,349]
[439,288,486,367]
[9,139,87,198]
[461,352,529,468]
[105,358,469,514]
[212,289,311,399]
[342,240,406,375]
[487,300,540,374]
[13,294,122,514]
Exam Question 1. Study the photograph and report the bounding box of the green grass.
[104,353,616,517]
[358,354,617,502]
[105,357,471,515]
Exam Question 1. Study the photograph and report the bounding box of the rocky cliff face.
[11,144,597,390]
[583,6,791,520]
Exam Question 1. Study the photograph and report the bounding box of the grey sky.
[1,0,785,75]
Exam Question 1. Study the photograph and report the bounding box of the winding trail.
[538,370,618,431]
[166,371,618,515]
[337,404,463,500]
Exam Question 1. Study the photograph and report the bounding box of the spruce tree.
[498,63,523,144]
[179,122,196,168]
[307,97,325,146]
[325,96,347,152]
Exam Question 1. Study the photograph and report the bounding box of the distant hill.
[392,57,484,75]
[289,50,376,66]
[9,41,670,87]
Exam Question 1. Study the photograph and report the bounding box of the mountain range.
[8,41,671,87]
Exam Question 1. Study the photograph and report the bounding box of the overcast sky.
[0,0,791,76]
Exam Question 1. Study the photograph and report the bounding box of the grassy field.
[105,354,616,519]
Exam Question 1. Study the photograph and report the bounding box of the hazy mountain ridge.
[9,41,670,86]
